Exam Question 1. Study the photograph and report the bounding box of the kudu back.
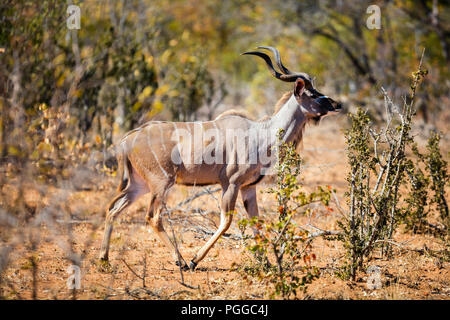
[99,46,342,270]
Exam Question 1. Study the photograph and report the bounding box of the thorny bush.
[336,60,448,280]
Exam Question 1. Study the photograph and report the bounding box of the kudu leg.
[146,193,188,269]
[240,185,261,235]
[99,192,132,261]
[190,183,239,270]
[240,185,259,220]
[100,177,148,262]
[240,184,270,267]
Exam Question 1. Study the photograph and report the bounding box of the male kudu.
[99,46,341,270]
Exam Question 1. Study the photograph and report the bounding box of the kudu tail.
[116,151,132,192]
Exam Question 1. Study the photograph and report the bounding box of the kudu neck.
[269,93,307,145]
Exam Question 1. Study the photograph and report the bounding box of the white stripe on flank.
[131,126,141,149]
[186,123,192,137]
[158,124,167,151]
[172,122,180,142]
[151,148,169,178]
[145,124,154,152]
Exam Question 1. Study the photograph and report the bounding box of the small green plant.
[401,133,448,235]
[425,132,449,231]
[238,130,331,299]
[401,143,430,233]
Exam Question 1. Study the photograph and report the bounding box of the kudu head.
[242,46,342,120]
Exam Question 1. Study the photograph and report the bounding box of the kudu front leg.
[240,185,259,220]
[240,185,262,236]
[240,184,270,267]
[190,183,239,270]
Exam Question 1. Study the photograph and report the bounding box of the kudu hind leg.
[190,183,239,270]
[99,192,131,261]
[100,165,149,262]
[146,193,188,269]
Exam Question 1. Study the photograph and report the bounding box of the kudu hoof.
[97,257,112,272]
[189,260,197,271]
[175,260,190,271]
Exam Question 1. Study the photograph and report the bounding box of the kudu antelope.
[99,46,342,270]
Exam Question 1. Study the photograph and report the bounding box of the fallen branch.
[374,239,449,259]
[186,226,243,241]
[121,257,147,288]
[96,283,162,300]
[298,224,342,239]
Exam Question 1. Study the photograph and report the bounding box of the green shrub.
[238,130,330,299]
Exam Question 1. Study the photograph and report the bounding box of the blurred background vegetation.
[0,0,448,178]
[0,1,448,300]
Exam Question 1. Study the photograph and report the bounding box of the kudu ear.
[294,78,305,98]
